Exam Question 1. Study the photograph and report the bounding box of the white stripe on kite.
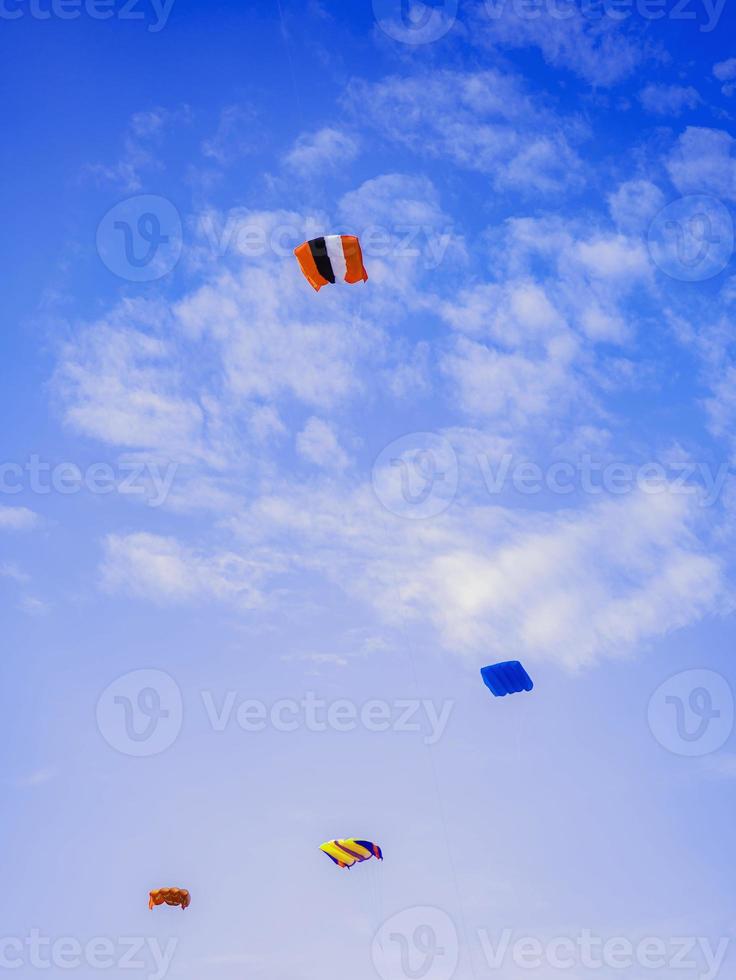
[324,235,348,284]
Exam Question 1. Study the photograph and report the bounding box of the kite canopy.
[294,235,368,291]
[149,888,190,910]
[481,661,534,697]
[320,839,383,869]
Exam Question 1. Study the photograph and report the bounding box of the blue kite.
[481,661,534,697]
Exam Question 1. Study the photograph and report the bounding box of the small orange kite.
[149,888,190,911]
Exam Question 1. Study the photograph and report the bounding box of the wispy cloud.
[639,83,700,116]
[283,127,360,172]
[100,532,281,610]
[348,70,586,194]
[85,106,191,191]
[471,0,654,86]
[0,506,40,532]
[713,57,736,96]
[17,769,54,788]
[666,127,736,201]
[201,104,260,167]
[296,417,351,471]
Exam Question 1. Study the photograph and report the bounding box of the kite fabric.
[320,839,383,869]
[294,235,368,291]
[481,661,534,697]
[149,888,190,910]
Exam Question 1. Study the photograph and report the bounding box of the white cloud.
[348,70,585,194]
[714,58,736,95]
[705,362,736,444]
[102,478,723,672]
[283,127,359,172]
[101,532,279,609]
[639,84,700,116]
[296,418,350,470]
[55,307,207,460]
[713,58,736,81]
[435,219,651,432]
[228,481,725,670]
[666,127,736,201]
[201,104,260,166]
[473,1,651,87]
[19,596,50,617]
[0,506,40,532]
[174,265,377,409]
[573,234,650,281]
[608,180,666,235]
[86,106,190,191]
[0,562,29,583]
[17,769,54,788]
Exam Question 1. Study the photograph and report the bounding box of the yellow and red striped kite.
[320,839,383,869]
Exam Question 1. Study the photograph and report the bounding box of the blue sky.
[2,1,736,978]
